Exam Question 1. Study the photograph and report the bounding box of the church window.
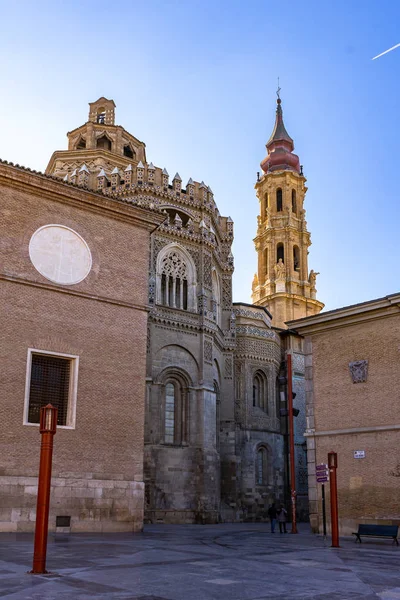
[253,371,268,412]
[277,243,284,263]
[277,188,283,212]
[24,349,79,428]
[163,375,188,445]
[156,245,196,312]
[123,144,135,159]
[164,382,176,444]
[293,245,300,271]
[96,109,106,124]
[256,447,269,486]
[76,137,86,150]
[292,190,297,213]
[97,135,112,151]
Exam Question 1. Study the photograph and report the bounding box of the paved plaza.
[0,523,399,599]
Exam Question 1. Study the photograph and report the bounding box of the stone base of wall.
[0,476,144,533]
[145,509,220,524]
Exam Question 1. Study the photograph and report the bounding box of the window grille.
[165,383,175,444]
[28,354,70,426]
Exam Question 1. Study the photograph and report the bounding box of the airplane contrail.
[372,43,400,60]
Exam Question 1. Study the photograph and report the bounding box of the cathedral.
[0,95,323,532]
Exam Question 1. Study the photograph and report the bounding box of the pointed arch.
[96,131,113,152]
[156,243,197,312]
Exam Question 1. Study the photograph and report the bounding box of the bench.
[352,524,399,545]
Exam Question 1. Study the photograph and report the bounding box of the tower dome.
[260,98,300,174]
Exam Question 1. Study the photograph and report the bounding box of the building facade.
[288,295,400,535]
[0,94,323,531]
[0,158,163,532]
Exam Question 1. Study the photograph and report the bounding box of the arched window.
[156,245,197,312]
[276,188,283,212]
[97,134,112,151]
[253,371,268,412]
[164,376,187,445]
[76,137,86,150]
[292,190,297,213]
[277,243,284,263]
[96,109,106,124]
[123,144,135,159]
[256,447,269,486]
[264,248,268,281]
[293,245,300,271]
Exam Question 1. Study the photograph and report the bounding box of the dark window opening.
[293,245,300,271]
[97,135,112,151]
[28,354,70,426]
[277,243,284,263]
[97,110,106,124]
[123,145,134,159]
[292,189,297,213]
[277,188,283,212]
[76,138,86,150]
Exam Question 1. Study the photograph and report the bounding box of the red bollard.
[31,404,57,574]
[328,451,339,548]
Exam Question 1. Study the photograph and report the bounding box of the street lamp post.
[328,451,339,548]
[31,404,58,574]
[287,354,298,534]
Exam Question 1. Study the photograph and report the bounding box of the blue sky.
[0,0,399,311]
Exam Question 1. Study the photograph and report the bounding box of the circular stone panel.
[29,225,92,285]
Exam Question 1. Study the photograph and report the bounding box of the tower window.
[277,188,283,212]
[293,245,300,271]
[264,192,269,215]
[163,375,188,445]
[97,109,106,124]
[277,243,284,263]
[97,135,112,151]
[76,137,86,150]
[292,190,297,213]
[123,145,134,159]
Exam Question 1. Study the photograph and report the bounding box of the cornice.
[287,293,400,334]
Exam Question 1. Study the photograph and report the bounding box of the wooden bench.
[352,524,399,545]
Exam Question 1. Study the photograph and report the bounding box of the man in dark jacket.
[267,503,277,533]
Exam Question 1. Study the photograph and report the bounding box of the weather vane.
[276,77,281,99]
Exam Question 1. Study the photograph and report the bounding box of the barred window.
[24,350,79,428]
[256,447,268,486]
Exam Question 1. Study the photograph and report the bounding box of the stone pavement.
[0,523,399,599]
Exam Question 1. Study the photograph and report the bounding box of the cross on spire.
[276,77,281,100]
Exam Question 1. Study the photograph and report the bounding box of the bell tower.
[251,93,324,328]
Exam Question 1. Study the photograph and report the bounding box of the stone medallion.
[29,224,92,285]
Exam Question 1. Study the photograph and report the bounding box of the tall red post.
[287,353,297,534]
[328,451,339,548]
[31,404,57,574]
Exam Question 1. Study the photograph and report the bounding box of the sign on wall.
[353,450,366,459]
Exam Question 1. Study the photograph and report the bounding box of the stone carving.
[349,360,368,384]
[222,277,232,309]
[161,250,187,279]
[235,338,281,363]
[148,273,156,305]
[236,325,276,339]
[225,356,233,378]
[204,339,213,363]
[203,252,212,288]
[309,270,319,287]
[274,258,285,281]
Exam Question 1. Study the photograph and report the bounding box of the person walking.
[278,504,288,533]
[267,503,277,533]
